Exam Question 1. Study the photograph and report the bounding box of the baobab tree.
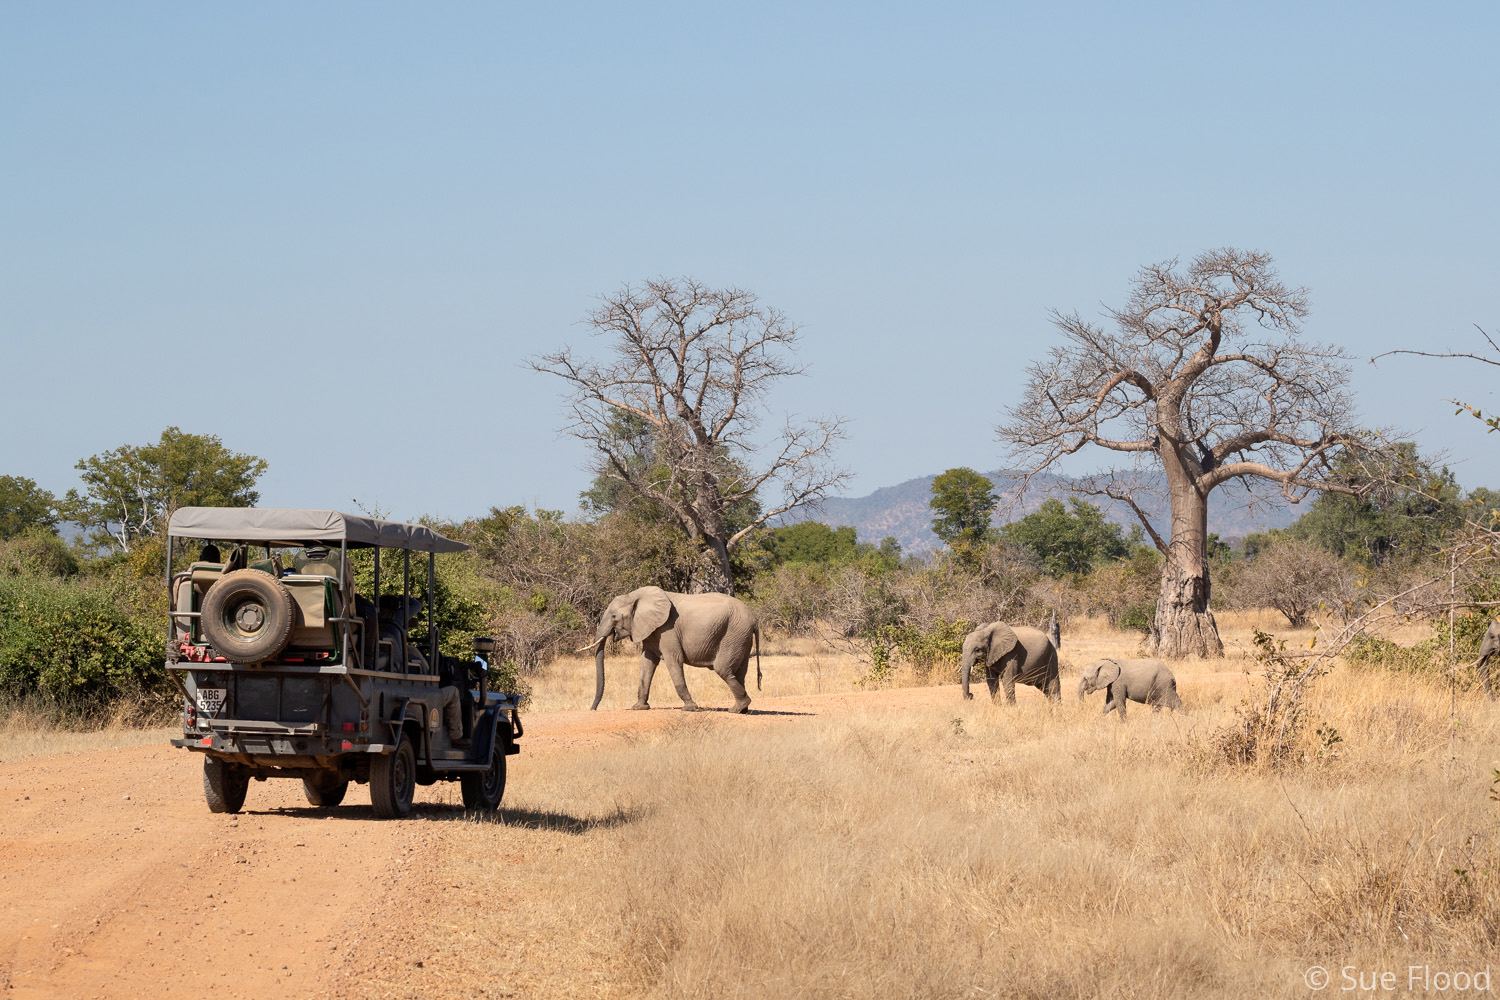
[531,277,847,595]
[1000,249,1374,657]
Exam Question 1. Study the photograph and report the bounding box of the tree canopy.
[762,522,859,566]
[999,498,1131,576]
[0,475,58,539]
[61,427,267,552]
[1282,444,1466,566]
[929,468,997,554]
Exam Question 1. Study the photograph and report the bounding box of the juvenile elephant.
[960,619,1061,703]
[1077,658,1182,719]
[1477,620,1499,700]
[585,586,761,713]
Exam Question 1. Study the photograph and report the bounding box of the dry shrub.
[1076,548,1162,630]
[747,562,827,636]
[1230,538,1352,627]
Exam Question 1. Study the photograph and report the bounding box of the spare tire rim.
[226,598,266,639]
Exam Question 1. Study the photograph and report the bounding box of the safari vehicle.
[163,507,521,819]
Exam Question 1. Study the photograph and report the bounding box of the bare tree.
[531,278,847,594]
[1000,249,1374,657]
[1232,537,1351,628]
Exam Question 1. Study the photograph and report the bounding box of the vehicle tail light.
[341,741,353,750]
[200,737,212,746]
[185,703,196,728]
[342,722,356,732]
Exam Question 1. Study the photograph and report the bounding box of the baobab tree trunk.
[695,536,735,596]
[1149,462,1224,658]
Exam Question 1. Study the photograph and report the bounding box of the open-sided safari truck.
[164,507,521,818]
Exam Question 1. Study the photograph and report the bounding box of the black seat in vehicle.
[376,595,429,673]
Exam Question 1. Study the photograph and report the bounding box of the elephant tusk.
[574,638,604,654]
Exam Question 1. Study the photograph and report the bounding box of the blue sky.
[3,2,1497,524]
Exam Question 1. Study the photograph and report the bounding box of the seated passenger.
[437,686,468,748]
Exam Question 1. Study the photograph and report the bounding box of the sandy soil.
[0,673,1251,999]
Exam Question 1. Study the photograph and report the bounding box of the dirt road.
[0,677,1249,998]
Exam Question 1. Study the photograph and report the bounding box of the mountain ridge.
[783,469,1303,555]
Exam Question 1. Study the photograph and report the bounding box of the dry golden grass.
[0,713,177,763]
[375,620,1500,1000]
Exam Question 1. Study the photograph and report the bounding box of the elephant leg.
[985,669,1000,701]
[715,666,751,714]
[1044,668,1061,702]
[633,650,660,710]
[663,654,700,711]
[1111,686,1127,721]
[1001,663,1018,704]
[712,650,751,714]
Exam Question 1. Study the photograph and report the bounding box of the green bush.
[1118,602,1156,633]
[860,618,973,687]
[1344,623,1493,692]
[0,531,80,578]
[0,575,164,705]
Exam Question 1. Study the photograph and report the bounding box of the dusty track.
[0,677,1249,998]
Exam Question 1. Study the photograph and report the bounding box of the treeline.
[4,423,1499,717]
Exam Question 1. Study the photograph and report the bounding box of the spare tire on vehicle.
[201,569,296,663]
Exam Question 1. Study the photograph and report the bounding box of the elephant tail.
[754,623,762,692]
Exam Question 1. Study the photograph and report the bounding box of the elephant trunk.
[591,642,607,711]
[960,650,974,699]
[1077,674,1089,700]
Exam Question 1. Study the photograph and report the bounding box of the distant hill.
[783,469,1304,555]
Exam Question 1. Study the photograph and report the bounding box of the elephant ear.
[1095,658,1122,686]
[985,623,1019,667]
[630,587,673,643]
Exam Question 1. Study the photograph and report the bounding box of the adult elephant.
[960,618,1061,703]
[1477,619,1499,700]
[583,586,761,713]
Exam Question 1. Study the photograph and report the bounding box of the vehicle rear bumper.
[171,734,391,756]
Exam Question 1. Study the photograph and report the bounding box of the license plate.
[195,688,226,714]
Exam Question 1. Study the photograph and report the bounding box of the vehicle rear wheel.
[369,733,416,819]
[460,745,506,811]
[303,773,348,807]
[203,757,248,814]
[200,570,295,663]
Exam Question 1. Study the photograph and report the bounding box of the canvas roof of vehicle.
[166,507,468,553]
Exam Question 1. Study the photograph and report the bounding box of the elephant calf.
[1077,658,1181,720]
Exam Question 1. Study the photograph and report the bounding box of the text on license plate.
[195,688,226,714]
